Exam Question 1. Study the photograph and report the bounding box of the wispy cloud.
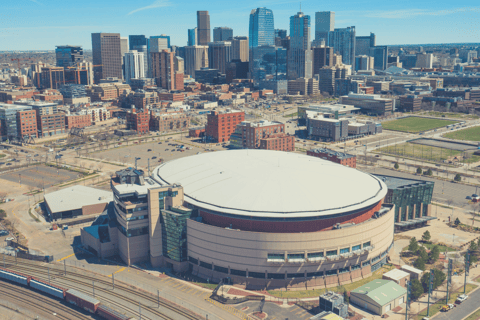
[364,7,480,19]
[29,0,42,4]
[127,0,172,16]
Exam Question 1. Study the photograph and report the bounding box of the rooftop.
[401,265,423,275]
[154,150,387,218]
[383,269,410,281]
[374,174,434,189]
[352,279,406,306]
[309,148,355,160]
[44,185,113,214]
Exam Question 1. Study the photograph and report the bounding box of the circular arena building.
[154,150,394,290]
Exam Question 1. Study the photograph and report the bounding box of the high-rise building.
[249,7,275,48]
[355,55,374,71]
[328,27,356,70]
[184,46,209,77]
[120,37,129,57]
[151,50,184,90]
[64,61,94,85]
[226,59,249,83]
[250,46,286,81]
[55,46,84,67]
[129,35,147,50]
[124,50,145,84]
[149,35,170,52]
[355,33,375,56]
[275,29,287,39]
[41,66,65,89]
[315,11,335,44]
[133,45,149,78]
[91,33,123,83]
[231,36,249,62]
[373,46,388,70]
[197,11,211,45]
[187,28,197,46]
[312,46,333,75]
[208,41,232,74]
[318,66,336,95]
[213,27,233,42]
[287,12,312,80]
[416,53,433,69]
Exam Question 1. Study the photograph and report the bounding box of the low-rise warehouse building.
[350,279,407,315]
[382,268,410,287]
[44,185,113,220]
[401,265,423,281]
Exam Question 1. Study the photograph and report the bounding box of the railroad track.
[2,257,201,320]
[0,281,92,320]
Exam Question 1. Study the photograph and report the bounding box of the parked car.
[467,196,473,200]
[0,230,9,236]
[165,149,169,151]
[152,156,157,159]
[456,294,468,304]
[147,149,152,152]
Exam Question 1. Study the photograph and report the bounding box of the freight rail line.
[2,256,200,320]
[0,281,91,320]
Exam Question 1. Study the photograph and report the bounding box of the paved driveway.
[434,287,480,320]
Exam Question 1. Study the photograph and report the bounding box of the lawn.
[423,243,457,252]
[416,283,478,320]
[444,126,480,142]
[382,117,458,133]
[283,112,298,118]
[267,265,395,298]
[423,111,479,120]
[465,307,480,320]
[0,154,5,158]
[377,142,480,163]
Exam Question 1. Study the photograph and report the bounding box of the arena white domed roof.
[153,150,387,218]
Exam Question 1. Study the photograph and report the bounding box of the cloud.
[364,7,480,19]
[29,0,42,4]
[127,0,172,16]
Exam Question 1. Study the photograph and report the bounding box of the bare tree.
[0,192,7,203]
[98,163,105,171]
[446,199,455,223]
[469,203,478,226]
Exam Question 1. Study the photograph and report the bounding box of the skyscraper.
[133,45,149,78]
[208,41,232,74]
[197,11,211,45]
[249,7,274,48]
[287,12,312,80]
[315,12,335,44]
[124,50,145,83]
[129,35,147,50]
[312,46,334,75]
[231,36,249,62]
[355,33,376,56]
[373,46,388,70]
[184,45,209,77]
[328,27,356,70]
[55,46,84,67]
[275,29,287,39]
[188,28,197,46]
[91,33,122,83]
[213,27,233,42]
[151,50,184,90]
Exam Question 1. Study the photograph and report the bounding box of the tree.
[422,230,431,243]
[467,253,478,264]
[0,209,6,219]
[414,258,426,271]
[454,174,462,182]
[394,162,399,170]
[469,240,478,252]
[408,237,419,252]
[416,167,423,174]
[421,269,446,292]
[343,289,349,304]
[0,191,7,203]
[425,168,433,176]
[410,279,424,300]
[455,217,461,226]
[418,247,428,261]
[429,245,440,263]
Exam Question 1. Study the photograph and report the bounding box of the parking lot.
[0,165,80,188]
[91,138,210,169]
[233,301,315,320]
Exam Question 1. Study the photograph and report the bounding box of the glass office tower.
[249,7,274,48]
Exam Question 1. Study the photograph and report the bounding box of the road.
[434,287,480,320]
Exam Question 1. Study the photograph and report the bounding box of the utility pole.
[157,289,160,308]
[64,259,66,275]
[465,251,470,294]
[446,258,453,304]
[427,269,434,317]
[405,280,410,320]
[93,281,95,298]
[112,273,115,290]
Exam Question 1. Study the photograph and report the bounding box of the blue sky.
[1,0,479,50]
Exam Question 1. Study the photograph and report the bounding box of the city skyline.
[1,1,480,50]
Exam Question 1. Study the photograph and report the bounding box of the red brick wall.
[65,114,91,129]
[206,111,245,142]
[16,110,37,138]
[198,200,382,233]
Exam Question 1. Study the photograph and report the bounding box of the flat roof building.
[307,148,356,168]
[44,185,113,220]
[350,279,407,315]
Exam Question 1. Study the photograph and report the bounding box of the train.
[0,267,134,320]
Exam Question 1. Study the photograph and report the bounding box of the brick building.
[230,120,293,151]
[126,107,150,134]
[189,127,206,138]
[149,111,190,133]
[205,109,245,142]
[37,113,66,138]
[16,109,37,139]
[307,148,356,168]
[158,92,184,102]
[65,114,92,129]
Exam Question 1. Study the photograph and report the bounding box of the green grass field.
[422,111,479,119]
[378,142,480,163]
[382,117,458,133]
[444,126,480,142]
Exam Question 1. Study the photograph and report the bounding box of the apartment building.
[205,109,245,142]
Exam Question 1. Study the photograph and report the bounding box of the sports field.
[444,126,480,142]
[378,142,480,163]
[382,117,458,133]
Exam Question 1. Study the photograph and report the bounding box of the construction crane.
[11,58,34,70]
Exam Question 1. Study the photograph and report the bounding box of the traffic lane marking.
[56,253,75,262]
[108,267,126,277]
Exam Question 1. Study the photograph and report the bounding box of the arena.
[153,150,395,290]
